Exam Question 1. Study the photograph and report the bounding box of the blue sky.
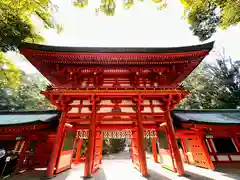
[8,0,240,73]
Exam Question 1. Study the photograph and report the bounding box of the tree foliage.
[96,0,117,16]
[0,0,61,52]
[0,72,54,110]
[182,0,240,41]
[0,52,20,89]
[187,3,220,41]
[103,138,126,154]
[73,0,89,8]
[123,0,134,9]
[178,52,240,109]
[0,0,62,90]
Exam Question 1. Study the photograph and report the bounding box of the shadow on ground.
[146,169,171,180]
[8,168,107,180]
[183,171,214,180]
[6,152,240,180]
[214,163,240,179]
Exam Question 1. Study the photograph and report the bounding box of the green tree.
[123,0,134,9]
[0,52,20,89]
[102,138,126,154]
[177,63,218,109]
[73,0,88,8]
[204,55,240,109]
[178,51,240,109]
[0,0,62,90]
[186,2,220,41]
[181,0,240,41]
[108,139,126,153]
[96,0,117,16]
[0,72,54,110]
[0,0,61,52]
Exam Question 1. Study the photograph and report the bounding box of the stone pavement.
[7,151,240,180]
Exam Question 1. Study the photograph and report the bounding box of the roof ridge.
[0,110,60,115]
[20,42,215,54]
[173,109,240,113]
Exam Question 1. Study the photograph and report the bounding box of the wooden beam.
[74,124,158,130]
[160,122,167,127]
[42,90,188,96]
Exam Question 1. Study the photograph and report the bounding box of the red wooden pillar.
[131,136,134,163]
[99,132,103,164]
[165,127,177,172]
[155,134,162,160]
[136,97,148,177]
[70,130,78,164]
[46,110,67,178]
[76,139,83,163]
[151,138,158,163]
[165,110,184,175]
[181,138,190,164]
[84,96,96,177]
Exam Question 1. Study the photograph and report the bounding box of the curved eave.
[20,42,214,54]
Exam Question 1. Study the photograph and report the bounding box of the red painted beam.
[42,90,188,96]
[74,124,158,130]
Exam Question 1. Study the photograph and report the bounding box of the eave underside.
[20,42,214,89]
[42,90,187,129]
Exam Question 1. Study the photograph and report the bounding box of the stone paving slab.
[7,152,240,180]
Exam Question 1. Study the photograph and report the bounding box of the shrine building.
[3,42,239,178]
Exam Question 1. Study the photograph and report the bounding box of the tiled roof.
[173,109,240,124]
[20,42,214,53]
[0,110,59,126]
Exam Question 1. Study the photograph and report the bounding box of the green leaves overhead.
[73,0,88,8]
[152,0,163,3]
[0,0,62,89]
[181,0,240,41]
[0,52,20,89]
[220,1,240,29]
[0,0,59,50]
[97,0,116,16]
[157,3,167,10]
[123,0,134,9]
[188,4,220,41]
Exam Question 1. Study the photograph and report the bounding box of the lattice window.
[76,130,89,139]
[144,129,157,139]
[103,130,132,139]
[76,129,157,139]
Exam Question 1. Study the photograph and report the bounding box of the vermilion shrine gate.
[20,42,214,178]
